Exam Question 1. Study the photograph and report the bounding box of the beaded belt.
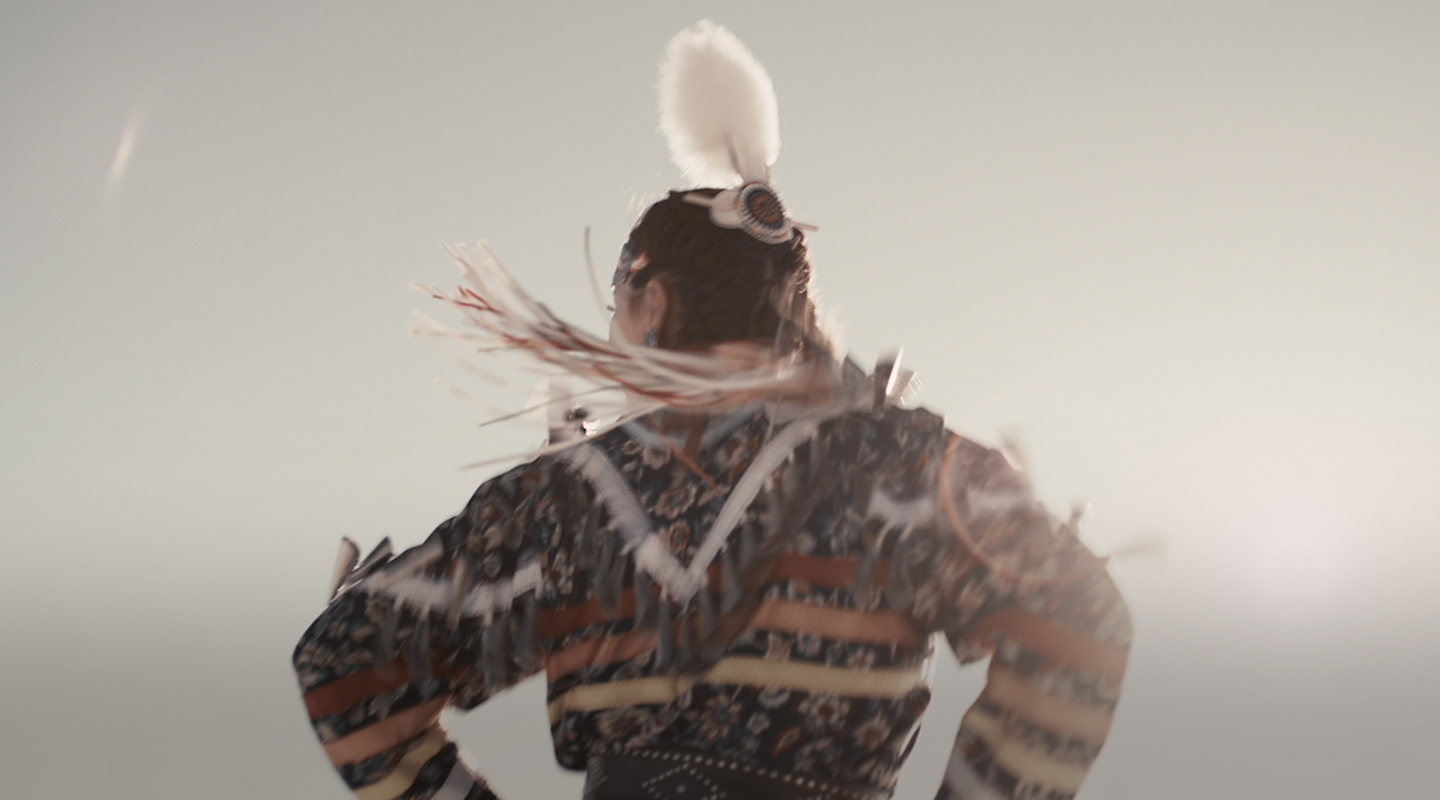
[584,749,890,800]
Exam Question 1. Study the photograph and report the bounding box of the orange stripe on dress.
[544,601,924,681]
[323,695,450,766]
[767,553,890,589]
[303,662,466,719]
[546,630,660,680]
[967,610,1127,684]
[537,588,642,638]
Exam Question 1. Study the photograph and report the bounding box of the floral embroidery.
[696,695,746,741]
[799,695,851,734]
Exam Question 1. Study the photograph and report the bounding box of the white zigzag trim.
[634,536,690,599]
[359,538,444,593]
[559,443,658,554]
[464,561,543,616]
[867,486,937,535]
[560,414,831,603]
[683,416,822,597]
[365,560,543,620]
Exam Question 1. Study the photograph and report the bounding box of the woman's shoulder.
[821,402,1031,498]
[455,448,594,527]
[824,401,948,455]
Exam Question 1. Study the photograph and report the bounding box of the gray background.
[3,2,1437,798]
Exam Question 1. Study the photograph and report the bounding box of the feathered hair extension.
[659,20,780,187]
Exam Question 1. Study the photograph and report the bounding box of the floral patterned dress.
[294,392,1130,800]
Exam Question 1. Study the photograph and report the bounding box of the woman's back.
[295,393,1129,799]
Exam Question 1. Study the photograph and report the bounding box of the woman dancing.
[293,21,1130,800]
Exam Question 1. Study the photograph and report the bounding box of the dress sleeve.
[292,470,548,800]
[929,436,1131,800]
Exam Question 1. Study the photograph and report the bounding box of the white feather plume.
[658,20,780,187]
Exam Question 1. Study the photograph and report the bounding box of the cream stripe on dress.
[548,675,695,722]
[961,707,1089,794]
[544,601,924,680]
[352,725,449,800]
[983,664,1113,744]
[707,657,927,696]
[431,756,477,800]
[547,657,927,723]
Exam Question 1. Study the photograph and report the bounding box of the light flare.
[106,102,149,194]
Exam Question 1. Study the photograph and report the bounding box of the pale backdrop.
[3,2,1437,798]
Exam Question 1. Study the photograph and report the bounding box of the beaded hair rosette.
[659,21,812,243]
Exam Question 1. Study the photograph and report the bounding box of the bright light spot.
[106,104,148,193]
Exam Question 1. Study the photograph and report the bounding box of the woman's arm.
[293,473,546,800]
[931,436,1131,800]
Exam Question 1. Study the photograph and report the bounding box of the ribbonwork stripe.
[961,707,1089,793]
[352,724,450,800]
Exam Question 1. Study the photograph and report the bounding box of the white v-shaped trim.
[560,414,830,603]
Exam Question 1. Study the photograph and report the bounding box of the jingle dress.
[294,376,1131,800]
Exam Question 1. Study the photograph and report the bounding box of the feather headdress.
[659,20,780,187]
[658,21,809,244]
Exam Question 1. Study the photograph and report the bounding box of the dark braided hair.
[623,190,827,357]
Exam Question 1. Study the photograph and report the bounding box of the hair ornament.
[660,21,813,243]
[682,182,815,245]
[611,244,642,287]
